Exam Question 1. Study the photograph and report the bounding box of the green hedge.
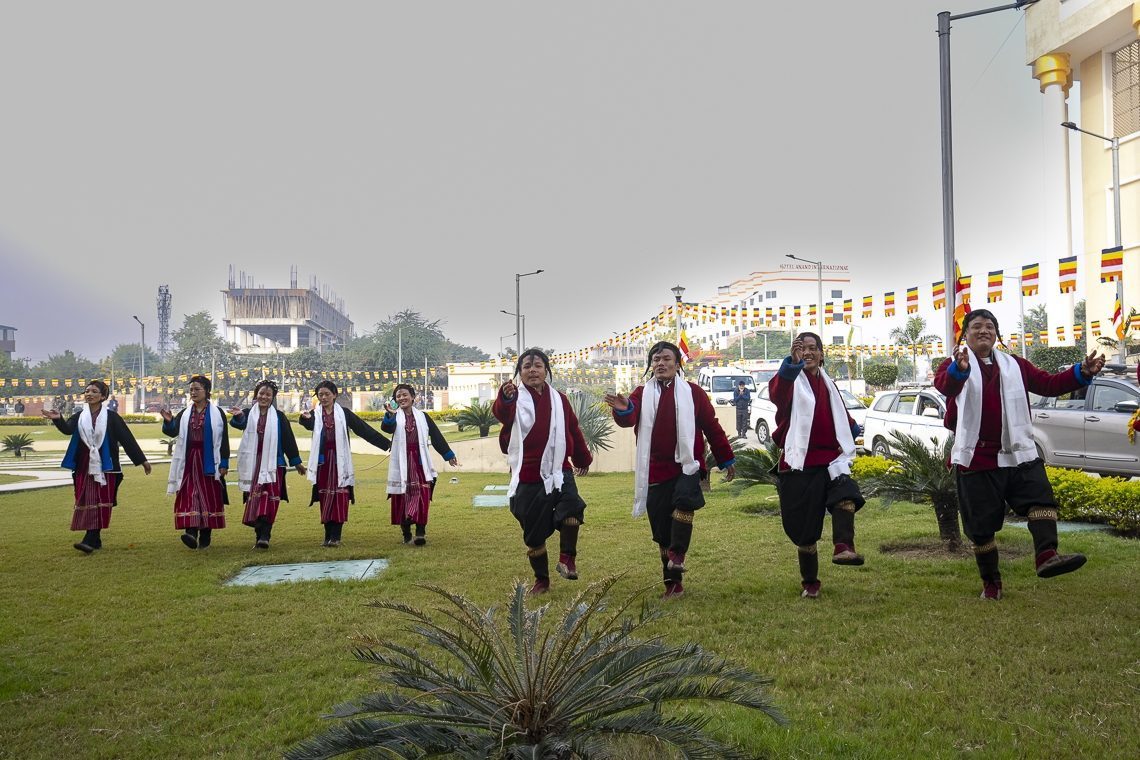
[1046,466,1140,536]
[0,415,157,426]
[282,409,459,423]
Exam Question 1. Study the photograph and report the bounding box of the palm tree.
[857,430,962,549]
[455,400,498,438]
[568,392,614,455]
[287,577,786,759]
[889,316,939,382]
[729,441,781,489]
[1,433,35,459]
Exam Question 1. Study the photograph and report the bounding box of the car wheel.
[872,438,890,458]
[755,420,770,445]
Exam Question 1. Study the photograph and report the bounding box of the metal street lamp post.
[132,315,145,413]
[786,254,824,341]
[500,310,526,351]
[514,270,544,355]
[1062,120,1126,363]
[671,285,685,346]
[1003,274,1028,358]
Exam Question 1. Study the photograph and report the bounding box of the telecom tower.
[157,285,172,358]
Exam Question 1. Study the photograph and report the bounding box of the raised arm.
[344,408,391,451]
[228,407,250,430]
[425,416,456,464]
[605,385,643,428]
[111,413,149,468]
[563,395,593,473]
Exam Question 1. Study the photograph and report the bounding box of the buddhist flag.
[987,270,1003,303]
[825,301,835,325]
[862,295,873,319]
[906,286,919,314]
[808,303,818,325]
[1113,296,1125,340]
[779,306,787,327]
[843,299,853,323]
[953,263,971,343]
[1021,263,1039,296]
[1101,246,1123,283]
[932,280,946,310]
[1058,256,1078,293]
[884,291,896,317]
[1073,324,1084,341]
[1056,325,1065,343]
[678,329,692,361]
[793,305,802,326]
[765,306,774,325]
[1091,320,1101,337]
[1038,330,1049,346]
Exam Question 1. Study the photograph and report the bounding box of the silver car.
[1031,366,1139,477]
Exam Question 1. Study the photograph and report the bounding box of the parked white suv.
[863,387,949,457]
[751,384,867,451]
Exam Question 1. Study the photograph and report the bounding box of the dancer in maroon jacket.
[493,349,592,595]
[769,332,866,599]
[934,308,1104,600]
[605,341,736,600]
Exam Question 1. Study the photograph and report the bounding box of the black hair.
[392,383,416,399]
[86,380,110,400]
[514,349,553,382]
[961,309,1004,344]
[189,374,212,395]
[254,379,278,398]
[642,341,683,377]
[795,332,825,366]
[314,380,338,396]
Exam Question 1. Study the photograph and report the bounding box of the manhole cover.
[224,559,389,587]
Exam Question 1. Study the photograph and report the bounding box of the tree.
[742,330,791,362]
[888,316,939,382]
[167,312,239,377]
[102,343,162,378]
[33,350,102,381]
[286,578,786,759]
[352,310,489,371]
[1018,304,1048,337]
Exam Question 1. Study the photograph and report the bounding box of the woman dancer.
[161,375,229,550]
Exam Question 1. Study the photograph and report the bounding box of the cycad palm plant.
[1,433,34,458]
[455,400,498,438]
[287,577,786,759]
[857,430,962,549]
[729,441,781,489]
[568,392,614,455]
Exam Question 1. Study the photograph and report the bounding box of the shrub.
[863,364,898,388]
[1046,466,1140,536]
[287,578,786,759]
[455,400,498,438]
[2,433,35,458]
[851,454,894,481]
[1029,346,1085,374]
[569,392,614,454]
[0,417,52,426]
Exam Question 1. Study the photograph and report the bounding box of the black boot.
[798,544,820,598]
[413,523,426,546]
[1028,507,1086,578]
[322,522,332,546]
[527,545,550,595]
[831,504,864,565]
[198,528,212,549]
[328,522,343,546]
[74,530,97,554]
[668,509,694,572]
[401,519,413,545]
[181,528,199,550]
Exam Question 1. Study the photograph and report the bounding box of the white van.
[697,367,757,405]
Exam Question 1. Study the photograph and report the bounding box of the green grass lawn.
[0,474,33,485]
[1,462,1137,758]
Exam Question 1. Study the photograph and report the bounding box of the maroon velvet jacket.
[769,360,856,470]
[492,384,592,483]
[611,379,735,484]
[933,354,1090,471]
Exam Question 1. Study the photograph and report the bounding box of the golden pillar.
[1032,53,1072,94]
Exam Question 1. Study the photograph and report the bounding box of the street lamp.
[670,285,685,345]
[938,1,1040,349]
[514,269,544,355]
[499,332,516,358]
[500,310,526,350]
[1062,120,1126,363]
[786,254,823,341]
[132,315,145,413]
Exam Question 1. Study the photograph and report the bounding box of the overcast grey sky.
[1,1,1060,362]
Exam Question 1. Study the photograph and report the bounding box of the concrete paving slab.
[472,495,509,508]
[224,558,389,587]
[482,485,509,491]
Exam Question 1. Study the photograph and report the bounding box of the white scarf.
[507,384,566,497]
[78,403,109,485]
[387,406,437,494]
[167,403,225,495]
[951,348,1036,468]
[307,404,354,487]
[237,404,280,492]
[632,377,698,518]
[784,366,856,480]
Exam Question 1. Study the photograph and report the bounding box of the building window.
[766,290,777,299]
[1112,39,1139,137]
[831,289,843,299]
[832,336,845,345]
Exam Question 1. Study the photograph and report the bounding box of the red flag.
[953,263,971,343]
[678,329,691,362]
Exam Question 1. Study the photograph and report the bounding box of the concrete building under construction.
[221,266,353,354]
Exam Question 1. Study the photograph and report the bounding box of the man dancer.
[935,308,1104,600]
[605,341,736,600]
[770,332,866,599]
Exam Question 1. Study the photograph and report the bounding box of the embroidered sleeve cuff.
[778,357,804,380]
[719,457,736,470]
[948,362,970,381]
[1073,363,1093,386]
[444,450,455,461]
[288,456,302,467]
[220,459,230,469]
[500,393,516,403]
[613,400,636,417]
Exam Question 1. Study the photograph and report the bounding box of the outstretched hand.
[723,464,736,482]
[1081,350,1106,378]
[299,410,313,421]
[41,409,61,421]
[953,344,970,373]
[159,408,173,422]
[790,338,804,364]
[228,406,243,416]
[499,381,518,399]
[602,392,629,412]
